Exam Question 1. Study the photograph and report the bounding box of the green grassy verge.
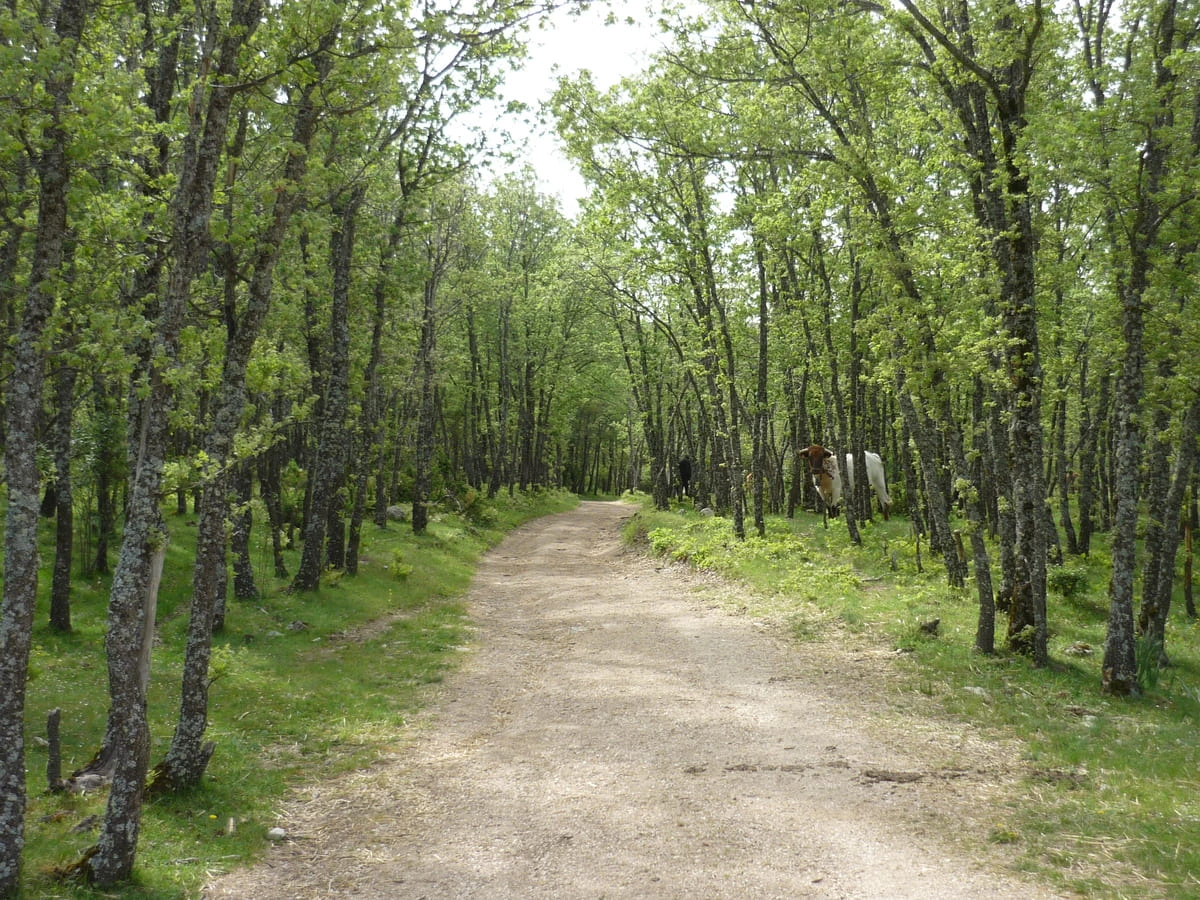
[626,498,1200,899]
[17,488,578,898]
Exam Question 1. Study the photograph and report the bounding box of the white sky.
[475,0,672,216]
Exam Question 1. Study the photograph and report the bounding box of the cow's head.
[803,444,839,514]
[803,444,832,476]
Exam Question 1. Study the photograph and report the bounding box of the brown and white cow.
[803,444,891,520]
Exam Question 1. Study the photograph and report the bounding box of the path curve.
[205,501,1064,899]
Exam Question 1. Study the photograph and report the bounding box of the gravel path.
[204,500,1066,899]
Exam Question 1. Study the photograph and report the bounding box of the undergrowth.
[627,496,1200,899]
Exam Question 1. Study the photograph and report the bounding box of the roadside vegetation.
[627,497,1200,900]
[15,489,576,899]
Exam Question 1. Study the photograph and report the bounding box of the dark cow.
[677,456,692,498]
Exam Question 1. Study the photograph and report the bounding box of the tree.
[0,0,87,889]
[152,16,339,794]
[85,0,266,882]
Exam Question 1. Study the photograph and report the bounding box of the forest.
[1,0,1199,892]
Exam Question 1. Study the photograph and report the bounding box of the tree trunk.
[154,46,322,791]
[231,461,257,601]
[50,354,78,632]
[896,375,965,587]
[348,241,391,569]
[1104,284,1149,694]
[0,0,85,885]
[489,295,512,498]
[88,0,263,874]
[293,185,363,589]
[786,367,809,519]
[464,305,490,494]
[1138,395,1200,666]
[946,424,996,654]
[259,435,289,578]
[150,466,226,797]
[1076,358,1098,555]
[752,237,770,536]
[1102,0,1180,696]
[1185,485,1197,618]
[413,276,439,534]
[1055,394,1079,556]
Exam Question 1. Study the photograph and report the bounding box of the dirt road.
[205,501,1063,899]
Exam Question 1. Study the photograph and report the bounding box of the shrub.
[1048,564,1089,600]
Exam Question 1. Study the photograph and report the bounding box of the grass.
[16,488,1200,897]
[627,497,1200,899]
[14,486,578,898]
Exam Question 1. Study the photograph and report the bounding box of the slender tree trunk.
[87,3,263,872]
[752,238,770,536]
[1185,485,1197,618]
[896,374,965,586]
[0,0,85,885]
[1055,395,1079,556]
[413,275,439,534]
[348,237,391,568]
[259,435,289,578]
[1102,0,1181,696]
[346,443,369,573]
[900,423,925,538]
[948,425,996,653]
[786,367,808,518]
[1076,358,1097,554]
[154,54,323,791]
[231,461,257,601]
[464,305,489,493]
[50,354,78,632]
[90,375,120,576]
[293,185,363,589]
[490,296,512,498]
[1138,395,1200,666]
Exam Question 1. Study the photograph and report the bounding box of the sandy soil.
[204,500,1068,899]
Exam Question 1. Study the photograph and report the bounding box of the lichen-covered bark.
[88,488,165,885]
[0,0,86,888]
[1103,240,1151,695]
[1138,396,1200,667]
[231,463,258,600]
[1103,0,1179,696]
[155,53,326,791]
[293,186,363,589]
[896,375,967,588]
[88,0,263,881]
[50,355,77,631]
[413,276,439,534]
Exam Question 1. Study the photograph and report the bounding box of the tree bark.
[87,0,263,878]
[259,433,290,578]
[231,462,257,601]
[947,423,997,654]
[1138,395,1200,666]
[1103,11,1178,694]
[413,275,439,534]
[50,352,78,632]
[154,2,326,797]
[293,185,364,589]
[348,227,393,568]
[1054,394,1079,556]
[0,0,86,886]
[1075,358,1098,555]
[896,377,966,587]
